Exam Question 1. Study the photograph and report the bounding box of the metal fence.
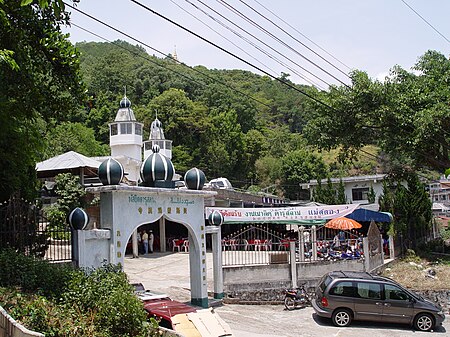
[222,224,292,266]
[222,224,368,266]
[0,196,71,262]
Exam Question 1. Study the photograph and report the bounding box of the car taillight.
[321,297,328,307]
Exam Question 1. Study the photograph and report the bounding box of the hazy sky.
[64,0,450,88]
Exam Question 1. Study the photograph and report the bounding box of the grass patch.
[382,248,450,290]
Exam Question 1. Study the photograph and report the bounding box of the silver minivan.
[312,271,445,332]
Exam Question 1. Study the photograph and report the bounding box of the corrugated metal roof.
[36,151,101,172]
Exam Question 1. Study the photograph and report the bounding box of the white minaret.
[109,95,143,182]
[143,116,172,160]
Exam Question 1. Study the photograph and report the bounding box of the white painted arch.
[80,185,217,307]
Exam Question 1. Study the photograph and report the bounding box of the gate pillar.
[85,185,216,307]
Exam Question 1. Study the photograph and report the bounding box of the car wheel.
[332,308,352,327]
[284,297,296,310]
[414,313,434,332]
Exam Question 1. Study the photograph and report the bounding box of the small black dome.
[119,96,131,108]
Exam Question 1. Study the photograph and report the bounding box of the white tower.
[143,117,172,160]
[109,95,143,182]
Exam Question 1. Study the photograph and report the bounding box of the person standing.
[142,230,149,255]
[148,230,154,254]
[137,230,142,254]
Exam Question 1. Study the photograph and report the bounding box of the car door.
[353,281,384,322]
[381,284,414,323]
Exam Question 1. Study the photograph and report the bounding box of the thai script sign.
[205,204,359,224]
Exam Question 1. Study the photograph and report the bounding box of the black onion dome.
[119,96,131,108]
[152,144,160,153]
[68,207,89,230]
[98,158,124,185]
[140,145,175,184]
[208,210,224,226]
[184,167,206,190]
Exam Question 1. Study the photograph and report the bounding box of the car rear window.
[319,275,332,292]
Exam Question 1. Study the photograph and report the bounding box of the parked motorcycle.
[284,283,312,310]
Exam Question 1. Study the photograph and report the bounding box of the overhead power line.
[251,0,352,71]
[129,0,335,110]
[236,0,350,79]
[401,0,450,44]
[168,0,290,87]
[64,3,274,110]
[183,0,326,88]
[215,0,350,87]
[194,0,335,87]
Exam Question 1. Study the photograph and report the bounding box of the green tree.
[255,156,283,196]
[146,88,216,175]
[43,122,109,159]
[0,0,85,201]
[367,185,376,203]
[336,179,347,204]
[242,129,269,181]
[280,150,328,200]
[379,173,432,248]
[45,173,86,230]
[313,178,347,204]
[303,51,450,173]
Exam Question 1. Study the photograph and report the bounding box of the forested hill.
[70,40,379,199]
[3,2,444,203]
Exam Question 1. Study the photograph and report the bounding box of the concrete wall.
[74,229,111,269]
[223,259,365,302]
[0,306,44,337]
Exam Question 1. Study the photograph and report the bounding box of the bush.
[402,249,421,263]
[63,264,149,337]
[0,251,158,336]
[0,249,74,298]
[440,227,450,241]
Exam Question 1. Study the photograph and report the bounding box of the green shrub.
[0,288,100,337]
[63,264,150,337]
[0,251,158,336]
[402,248,421,263]
[0,249,74,298]
[440,227,450,241]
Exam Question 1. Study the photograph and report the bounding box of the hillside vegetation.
[2,0,448,202]
[49,40,381,199]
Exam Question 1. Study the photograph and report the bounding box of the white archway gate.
[74,185,219,308]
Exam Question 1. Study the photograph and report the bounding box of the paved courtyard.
[123,252,449,337]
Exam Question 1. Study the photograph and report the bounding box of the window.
[384,284,409,301]
[110,123,118,136]
[352,187,369,201]
[356,282,381,299]
[319,275,332,292]
[135,124,142,135]
[330,281,356,297]
[120,123,132,134]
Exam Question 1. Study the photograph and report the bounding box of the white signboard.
[206,204,359,224]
